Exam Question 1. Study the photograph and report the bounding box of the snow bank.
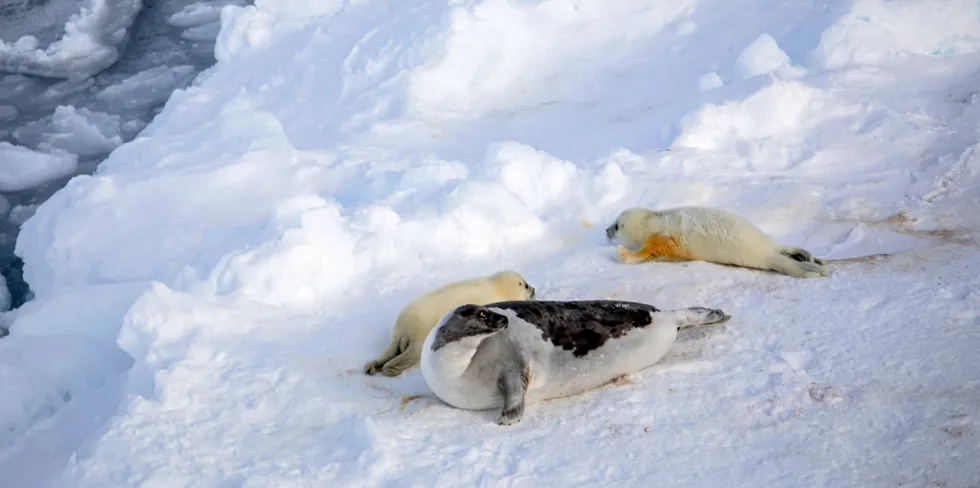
[0,142,78,192]
[813,0,980,69]
[6,0,980,485]
[0,0,142,79]
[0,282,146,453]
[407,0,697,120]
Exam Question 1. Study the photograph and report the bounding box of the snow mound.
[0,142,78,192]
[814,0,980,69]
[698,72,724,91]
[735,33,807,79]
[5,0,980,485]
[672,80,860,155]
[407,0,696,121]
[0,0,143,79]
[0,282,146,454]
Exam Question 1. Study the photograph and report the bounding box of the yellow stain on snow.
[399,394,424,411]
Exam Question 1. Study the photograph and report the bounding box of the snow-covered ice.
[95,66,198,110]
[13,106,124,158]
[2,0,980,486]
[0,0,143,79]
[0,142,79,192]
[0,0,236,312]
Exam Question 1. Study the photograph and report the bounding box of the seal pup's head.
[489,270,536,300]
[430,304,509,351]
[606,207,657,248]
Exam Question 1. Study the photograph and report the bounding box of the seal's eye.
[477,310,487,320]
[613,223,619,231]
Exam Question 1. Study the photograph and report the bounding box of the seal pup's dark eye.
[613,223,620,231]
[477,310,487,320]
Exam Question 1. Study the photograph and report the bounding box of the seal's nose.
[528,286,536,299]
[605,225,615,239]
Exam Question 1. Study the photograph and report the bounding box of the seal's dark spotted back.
[489,300,660,357]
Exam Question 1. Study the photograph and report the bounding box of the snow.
[698,72,724,91]
[0,0,143,79]
[734,33,807,79]
[2,0,980,486]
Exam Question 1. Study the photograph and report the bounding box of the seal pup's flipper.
[364,336,409,375]
[497,365,531,426]
[766,253,828,278]
[380,337,416,377]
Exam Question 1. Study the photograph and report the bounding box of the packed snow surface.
[2,0,980,486]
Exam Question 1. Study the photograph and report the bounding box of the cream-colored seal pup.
[364,270,536,377]
[420,299,731,425]
[606,206,827,278]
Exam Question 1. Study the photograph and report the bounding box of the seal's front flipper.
[497,366,530,426]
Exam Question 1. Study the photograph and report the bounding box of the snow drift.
[3,0,979,486]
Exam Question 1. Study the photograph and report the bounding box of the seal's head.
[606,207,654,247]
[431,305,509,351]
[490,270,536,300]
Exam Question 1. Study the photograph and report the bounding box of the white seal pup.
[605,206,828,278]
[420,299,731,425]
[364,270,536,377]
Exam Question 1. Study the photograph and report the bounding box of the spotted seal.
[419,299,731,425]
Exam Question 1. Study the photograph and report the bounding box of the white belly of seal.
[519,319,680,403]
[420,311,683,412]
